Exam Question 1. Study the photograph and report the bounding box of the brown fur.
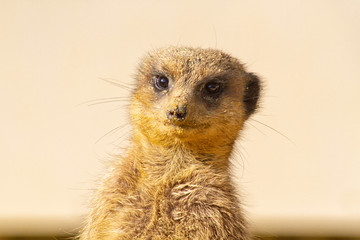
[80,46,261,239]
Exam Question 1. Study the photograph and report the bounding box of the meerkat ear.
[243,72,261,117]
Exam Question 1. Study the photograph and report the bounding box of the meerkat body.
[80,47,261,239]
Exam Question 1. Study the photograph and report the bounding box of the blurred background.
[1,0,360,239]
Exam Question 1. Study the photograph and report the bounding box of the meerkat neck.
[130,131,234,179]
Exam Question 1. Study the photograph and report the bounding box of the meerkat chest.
[116,172,236,235]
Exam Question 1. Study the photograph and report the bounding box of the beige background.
[1,0,360,237]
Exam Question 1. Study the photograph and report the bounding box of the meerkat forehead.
[139,46,245,83]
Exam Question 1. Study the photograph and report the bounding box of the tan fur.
[79,46,261,239]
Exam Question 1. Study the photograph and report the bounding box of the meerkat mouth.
[165,121,192,129]
[164,120,210,131]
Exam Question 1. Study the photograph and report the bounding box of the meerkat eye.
[204,81,221,94]
[201,80,224,101]
[153,75,169,91]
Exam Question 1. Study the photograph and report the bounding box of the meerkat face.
[131,47,260,147]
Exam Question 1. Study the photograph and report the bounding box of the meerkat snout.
[166,106,187,122]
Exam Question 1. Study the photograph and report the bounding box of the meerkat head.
[131,47,260,150]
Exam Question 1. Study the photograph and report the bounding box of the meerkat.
[79,46,261,240]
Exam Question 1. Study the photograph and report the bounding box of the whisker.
[231,142,247,177]
[99,77,135,90]
[251,118,294,144]
[246,122,266,136]
[96,123,129,144]
[109,103,131,112]
[88,99,129,107]
[68,187,96,191]
[78,97,129,107]
[111,125,133,146]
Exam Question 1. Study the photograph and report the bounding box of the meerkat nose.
[166,106,187,122]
